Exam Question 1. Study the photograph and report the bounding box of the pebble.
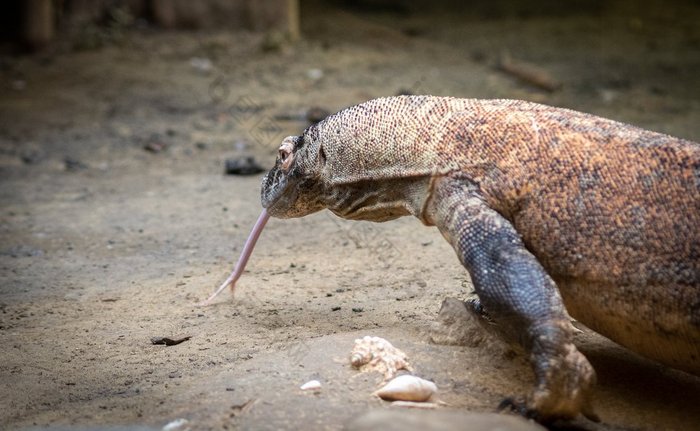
[429,297,489,347]
[64,156,88,171]
[306,68,324,81]
[189,57,213,73]
[224,156,265,175]
[162,418,189,431]
[300,379,322,391]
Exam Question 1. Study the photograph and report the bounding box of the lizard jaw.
[261,167,290,213]
[261,165,327,218]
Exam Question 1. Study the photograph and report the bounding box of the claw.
[582,403,601,423]
[497,394,600,424]
[464,298,496,325]
[497,397,532,418]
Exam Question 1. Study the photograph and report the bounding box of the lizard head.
[261,132,326,218]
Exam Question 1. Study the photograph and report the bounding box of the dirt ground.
[1,1,699,430]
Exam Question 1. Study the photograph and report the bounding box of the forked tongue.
[198,209,270,306]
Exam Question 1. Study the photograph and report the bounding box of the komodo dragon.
[203,96,700,422]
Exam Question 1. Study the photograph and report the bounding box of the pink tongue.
[198,209,270,306]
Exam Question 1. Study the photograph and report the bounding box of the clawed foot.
[497,397,535,419]
[494,331,600,423]
[465,297,489,318]
[464,298,496,337]
[497,395,600,424]
[464,298,600,424]
[532,341,600,423]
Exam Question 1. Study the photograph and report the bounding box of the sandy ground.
[1,1,699,430]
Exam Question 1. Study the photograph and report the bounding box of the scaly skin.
[260,96,700,422]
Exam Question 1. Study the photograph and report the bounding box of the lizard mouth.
[260,166,298,215]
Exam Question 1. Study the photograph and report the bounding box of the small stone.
[144,140,168,153]
[306,68,324,81]
[299,379,322,391]
[4,245,44,258]
[429,297,490,347]
[64,156,88,171]
[162,418,189,431]
[224,156,265,176]
[395,88,415,96]
[305,106,330,124]
[20,149,43,165]
[190,57,213,73]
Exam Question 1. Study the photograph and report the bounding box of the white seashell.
[374,375,437,402]
[350,354,367,367]
[300,379,322,391]
[162,418,188,431]
[350,336,410,379]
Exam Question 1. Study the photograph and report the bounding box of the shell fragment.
[350,335,411,380]
[373,375,438,402]
[300,379,322,391]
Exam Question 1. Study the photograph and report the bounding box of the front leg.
[426,177,597,422]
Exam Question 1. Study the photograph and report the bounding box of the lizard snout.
[260,167,288,210]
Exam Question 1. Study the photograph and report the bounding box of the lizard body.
[248,96,699,421]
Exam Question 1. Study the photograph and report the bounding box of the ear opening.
[318,143,327,167]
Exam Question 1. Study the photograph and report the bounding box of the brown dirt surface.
[1,1,699,430]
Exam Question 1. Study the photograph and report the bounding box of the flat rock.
[347,410,546,431]
[224,156,265,175]
[429,297,489,347]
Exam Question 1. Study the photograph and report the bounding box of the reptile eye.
[277,137,296,170]
[279,148,289,162]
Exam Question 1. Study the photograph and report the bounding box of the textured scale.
[260,96,700,422]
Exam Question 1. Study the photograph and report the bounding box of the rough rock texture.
[347,410,546,431]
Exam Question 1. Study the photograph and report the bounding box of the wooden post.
[287,0,300,41]
[247,0,300,39]
[23,0,54,50]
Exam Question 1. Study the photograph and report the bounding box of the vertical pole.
[24,0,54,50]
[287,0,300,41]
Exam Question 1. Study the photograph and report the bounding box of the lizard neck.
[322,175,432,222]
